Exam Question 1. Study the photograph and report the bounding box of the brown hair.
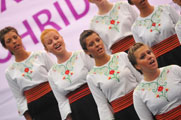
[40,29,59,48]
[79,30,99,50]
[128,42,145,67]
[0,26,19,48]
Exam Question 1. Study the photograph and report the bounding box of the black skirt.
[157,46,181,67]
[27,91,61,120]
[70,93,100,120]
[114,104,140,120]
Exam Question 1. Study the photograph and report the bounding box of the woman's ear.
[135,64,141,71]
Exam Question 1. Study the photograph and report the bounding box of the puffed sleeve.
[175,17,181,43]
[41,51,55,70]
[123,52,142,83]
[167,5,179,24]
[127,3,138,21]
[171,65,181,83]
[48,71,71,120]
[133,90,154,120]
[79,50,95,71]
[5,72,28,116]
[131,23,143,43]
[87,74,114,120]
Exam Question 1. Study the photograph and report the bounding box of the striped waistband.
[110,90,134,113]
[24,82,52,103]
[66,84,91,104]
[152,34,180,58]
[111,36,135,54]
[155,105,181,120]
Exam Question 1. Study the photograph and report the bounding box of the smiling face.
[42,30,66,55]
[85,33,106,58]
[4,30,24,54]
[134,45,158,73]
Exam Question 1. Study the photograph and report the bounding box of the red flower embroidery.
[63,76,65,80]
[108,77,111,80]
[117,71,120,74]
[142,89,144,91]
[24,68,29,72]
[158,86,163,92]
[71,72,73,75]
[156,94,159,98]
[22,74,24,77]
[65,70,70,75]
[109,26,112,29]
[96,21,99,23]
[117,21,120,24]
[109,70,115,75]
[150,29,152,32]
[110,20,115,24]
[158,24,161,26]
[152,22,156,26]
[165,88,169,92]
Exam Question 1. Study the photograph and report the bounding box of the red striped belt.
[152,34,180,58]
[66,84,91,104]
[110,90,134,113]
[24,82,52,103]
[155,105,181,120]
[111,36,135,54]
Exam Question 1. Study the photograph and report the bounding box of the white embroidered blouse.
[133,65,181,120]
[5,51,54,115]
[87,52,142,120]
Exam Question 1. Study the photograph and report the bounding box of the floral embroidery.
[52,52,78,83]
[22,67,33,80]
[10,52,40,81]
[92,2,122,32]
[136,66,171,101]
[134,6,164,33]
[90,54,120,82]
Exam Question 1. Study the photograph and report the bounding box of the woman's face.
[130,0,149,9]
[134,45,158,73]
[4,31,23,54]
[173,0,181,6]
[43,31,65,55]
[85,33,106,58]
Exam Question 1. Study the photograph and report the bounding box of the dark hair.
[79,30,99,50]
[0,26,19,48]
[0,26,19,55]
[127,0,133,5]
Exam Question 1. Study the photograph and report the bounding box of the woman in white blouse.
[173,0,181,43]
[89,0,138,54]
[128,42,181,120]
[40,29,99,120]
[128,0,181,67]
[0,26,61,120]
[79,30,141,120]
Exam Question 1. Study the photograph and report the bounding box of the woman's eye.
[54,36,59,40]
[13,35,18,39]
[147,50,151,54]
[140,54,145,59]
[88,42,94,47]
[47,40,52,44]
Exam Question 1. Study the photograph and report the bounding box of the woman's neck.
[56,50,72,64]
[95,54,111,66]
[143,68,160,82]
[14,50,31,62]
[139,4,154,17]
[97,1,113,15]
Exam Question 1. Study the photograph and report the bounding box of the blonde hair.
[40,29,59,48]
